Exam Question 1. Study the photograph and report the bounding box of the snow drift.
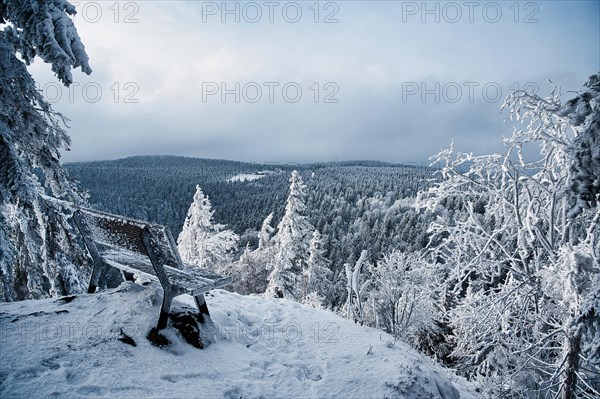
[0,282,478,398]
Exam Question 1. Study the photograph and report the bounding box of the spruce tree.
[177,185,239,272]
[266,171,313,300]
[1,0,92,300]
[302,230,332,307]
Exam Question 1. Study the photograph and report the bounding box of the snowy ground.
[0,282,480,398]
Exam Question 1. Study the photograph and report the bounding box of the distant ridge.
[66,155,432,170]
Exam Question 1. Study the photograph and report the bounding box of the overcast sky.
[29,0,599,164]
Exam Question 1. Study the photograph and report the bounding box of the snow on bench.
[72,207,232,330]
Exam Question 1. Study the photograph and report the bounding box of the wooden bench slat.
[146,225,186,271]
[103,258,159,282]
[167,266,233,296]
[102,248,233,295]
[101,248,160,278]
[80,209,148,256]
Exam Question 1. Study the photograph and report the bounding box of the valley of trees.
[65,158,434,285]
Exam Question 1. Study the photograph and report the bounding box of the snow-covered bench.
[72,207,232,331]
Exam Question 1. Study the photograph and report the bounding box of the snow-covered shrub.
[369,250,439,351]
[343,250,371,325]
[415,73,600,398]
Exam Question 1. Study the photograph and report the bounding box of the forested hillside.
[65,157,433,275]
[66,156,290,234]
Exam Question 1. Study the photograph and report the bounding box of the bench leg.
[72,211,106,294]
[194,294,210,323]
[87,260,103,293]
[157,289,174,330]
[194,293,216,346]
[194,293,211,319]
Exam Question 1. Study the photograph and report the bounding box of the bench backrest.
[76,208,185,271]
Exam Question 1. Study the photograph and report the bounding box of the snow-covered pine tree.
[559,73,600,217]
[229,212,277,295]
[302,230,332,307]
[230,244,256,295]
[1,0,92,301]
[249,212,276,292]
[177,185,239,272]
[258,212,275,250]
[266,171,313,300]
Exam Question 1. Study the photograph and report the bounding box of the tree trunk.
[561,326,581,399]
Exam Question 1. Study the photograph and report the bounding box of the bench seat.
[101,248,233,296]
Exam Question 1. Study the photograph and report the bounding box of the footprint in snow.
[160,372,218,383]
[302,365,323,382]
[223,386,243,399]
[76,385,105,396]
[40,356,61,371]
[64,368,88,385]
[13,367,42,380]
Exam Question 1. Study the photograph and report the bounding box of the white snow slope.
[0,282,480,398]
[228,173,265,182]
[228,170,279,182]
